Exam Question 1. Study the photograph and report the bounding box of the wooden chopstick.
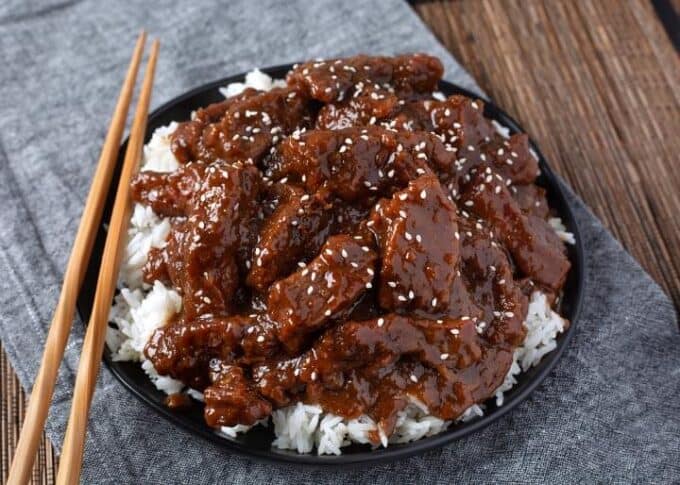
[55,39,160,485]
[6,31,147,485]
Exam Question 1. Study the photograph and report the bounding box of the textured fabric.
[0,1,678,483]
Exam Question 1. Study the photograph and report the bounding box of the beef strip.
[267,234,377,353]
[170,87,315,165]
[288,53,443,103]
[131,162,207,217]
[204,364,273,427]
[460,167,570,290]
[368,174,459,313]
[512,183,551,218]
[253,310,524,438]
[266,126,460,201]
[145,313,279,388]
[135,162,262,319]
[246,189,333,292]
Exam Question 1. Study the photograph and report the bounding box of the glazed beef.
[128,54,570,439]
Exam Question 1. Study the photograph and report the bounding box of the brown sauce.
[131,54,570,441]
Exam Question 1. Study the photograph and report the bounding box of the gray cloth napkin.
[1,0,678,483]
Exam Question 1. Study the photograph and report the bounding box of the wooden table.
[2,1,678,483]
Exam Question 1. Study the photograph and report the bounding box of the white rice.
[549,217,576,245]
[107,70,574,455]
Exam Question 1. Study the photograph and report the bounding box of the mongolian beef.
[112,54,572,450]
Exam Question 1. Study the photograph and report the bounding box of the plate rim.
[77,62,585,467]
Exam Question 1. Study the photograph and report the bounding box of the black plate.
[77,64,585,466]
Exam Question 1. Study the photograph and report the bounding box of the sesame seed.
[451,328,460,335]
[365,282,373,289]
[311,371,317,381]
[408,290,415,299]
[307,286,314,295]
[388,281,397,288]
[324,309,332,316]
[256,335,265,343]
[410,375,418,383]
[440,353,449,360]
[431,297,438,307]
[377,318,385,327]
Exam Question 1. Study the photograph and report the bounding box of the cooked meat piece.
[512,183,551,219]
[267,126,460,201]
[480,133,539,185]
[170,89,260,163]
[146,315,249,389]
[288,53,443,103]
[246,189,333,292]
[461,167,570,290]
[170,87,315,165]
[259,182,305,219]
[457,215,528,346]
[131,163,207,217]
[137,162,262,319]
[145,314,279,389]
[204,364,272,427]
[267,234,377,353]
[369,175,459,313]
[315,84,399,130]
[253,312,522,437]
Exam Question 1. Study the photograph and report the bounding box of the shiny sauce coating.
[131,54,570,441]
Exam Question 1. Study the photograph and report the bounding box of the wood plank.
[1,343,56,485]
